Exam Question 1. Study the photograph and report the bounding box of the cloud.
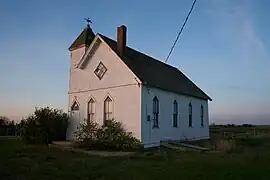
[243,20,264,52]
[209,0,270,97]
[210,0,268,63]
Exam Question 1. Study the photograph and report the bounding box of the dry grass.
[214,139,239,153]
[2,138,270,180]
[2,126,270,179]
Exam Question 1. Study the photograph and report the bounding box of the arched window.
[200,105,204,127]
[87,98,95,122]
[189,102,192,127]
[173,100,178,127]
[104,96,113,124]
[71,101,79,111]
[153,96,159,128]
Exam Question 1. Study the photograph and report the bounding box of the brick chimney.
[117,25,127,57]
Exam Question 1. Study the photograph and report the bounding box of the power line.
[165,0,197,63]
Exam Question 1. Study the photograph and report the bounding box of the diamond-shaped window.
[94,62,107,80]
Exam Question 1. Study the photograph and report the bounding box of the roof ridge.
[98,33,179,71]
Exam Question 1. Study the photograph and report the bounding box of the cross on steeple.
[84,18,92,25]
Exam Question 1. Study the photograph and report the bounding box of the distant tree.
[226,124,236,127]
[0,116,10,126]
[242,124,253,127]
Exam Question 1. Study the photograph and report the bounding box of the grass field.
[1,126,270,180]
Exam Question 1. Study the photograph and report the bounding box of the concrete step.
[160,141,192,151]
[168,141,210,151]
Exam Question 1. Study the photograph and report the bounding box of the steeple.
[68,23,95,51]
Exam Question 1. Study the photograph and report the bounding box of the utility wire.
[165,0,197,63]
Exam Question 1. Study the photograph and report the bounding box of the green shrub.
[75,119,141,151]
[19,107,69,144]
[75,119,99,141]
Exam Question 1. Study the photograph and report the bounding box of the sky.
[0,0,269,124]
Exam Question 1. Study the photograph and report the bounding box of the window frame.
[103,96,113,124]
[173,100,178,128]
[94,62,107,80]
[188,102,192,127]
[71,101,79,111]
[200,105,204,127]
[153,96,159,128]
[87,98,95,122]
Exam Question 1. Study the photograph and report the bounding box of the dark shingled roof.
[69,24,95,51]
[98,34,211,101]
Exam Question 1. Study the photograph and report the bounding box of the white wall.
[141,86,209,147]
[69,46,87,93]
[68,39,141,140]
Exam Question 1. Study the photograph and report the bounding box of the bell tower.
[68,21,95,96]
[69,23,95,69]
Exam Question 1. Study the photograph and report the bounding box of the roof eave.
[76,35,100,68]
[143,83,211,101]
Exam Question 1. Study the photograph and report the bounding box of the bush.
[19,107,69,144]
[75,120,99,141]
[75,119,141,151]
